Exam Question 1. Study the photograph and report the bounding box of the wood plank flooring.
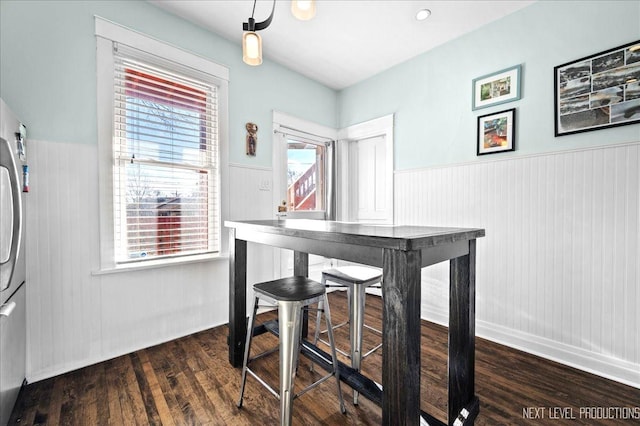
[10,291,640,425]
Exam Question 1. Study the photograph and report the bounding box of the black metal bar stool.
[313,266,382,405]
[238,276,346,425]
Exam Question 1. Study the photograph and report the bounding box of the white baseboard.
[26,320,227,384]
[421,304,640,389]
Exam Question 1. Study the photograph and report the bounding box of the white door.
[339,114,393,224]
[352,135,390,222]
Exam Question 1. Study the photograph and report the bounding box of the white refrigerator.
[0,98,27,425]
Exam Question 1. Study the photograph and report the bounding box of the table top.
[225,219,484,251]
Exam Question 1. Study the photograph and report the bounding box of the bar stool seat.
[313,266,382,405]
[238,276,346,425]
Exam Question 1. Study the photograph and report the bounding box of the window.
[113,54,218,262]
[96,18,228,268]
[286,139,326,212]
[273,111,336,222]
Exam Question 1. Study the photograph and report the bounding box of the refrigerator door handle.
[0,301,16,318]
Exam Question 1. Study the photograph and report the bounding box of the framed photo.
[554,40,640,136]
[472,65,521,110]
[477,108,515,156]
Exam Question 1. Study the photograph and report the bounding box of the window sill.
[92,252,228,276]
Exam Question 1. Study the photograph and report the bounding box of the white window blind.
[112,44,219,263]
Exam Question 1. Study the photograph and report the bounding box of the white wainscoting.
[25,139,640,387]
[25,140,106,381]
[24,143,276,382]
[395,142,640,388]
[228,163,277,287]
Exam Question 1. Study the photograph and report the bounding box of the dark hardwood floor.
[10,291,639,425]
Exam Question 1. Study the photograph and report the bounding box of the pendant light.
[242,21,263,66]
[291,0,316,21]
[242,0,275,66]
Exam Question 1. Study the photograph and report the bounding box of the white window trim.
[95,16,229,272]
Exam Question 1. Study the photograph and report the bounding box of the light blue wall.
[0,0,337,168]
[338,1,640,171]
[3,1,639,172]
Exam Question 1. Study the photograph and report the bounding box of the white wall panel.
[25,138,639,386]
[228,164,276,288]
[396,142,640,387]
[25,143,277,382]
[25,140,105,379]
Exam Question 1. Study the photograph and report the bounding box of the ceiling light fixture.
[416,8,431,21]
[242,0,276,66]
[291,0,316,21]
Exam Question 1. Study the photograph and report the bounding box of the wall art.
[246,122,258,156]
[472,65,521,110]
[477,108,515,155]
[554,40,640,136]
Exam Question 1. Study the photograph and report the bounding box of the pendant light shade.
[242,0,275,66]
[242,31,262,66]
[291,0,316,20]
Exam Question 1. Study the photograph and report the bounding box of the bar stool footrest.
[362,342,382,359]
[363,323,382,335]
[316,336,351,358]
[246,367,280,400]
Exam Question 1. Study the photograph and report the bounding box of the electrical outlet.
[259,179,271,191]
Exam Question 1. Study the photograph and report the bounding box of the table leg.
[293,251,310,337]
[229,228,247,367]
[382,248,421,425]
[448,239,476,424]
[293,251,309,277]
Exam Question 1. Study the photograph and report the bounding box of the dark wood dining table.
[225,219,485,425]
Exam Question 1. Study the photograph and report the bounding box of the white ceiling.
[149,0,535,90]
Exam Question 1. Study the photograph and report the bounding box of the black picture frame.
[477,108,516,156]
[554,40,640,137]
